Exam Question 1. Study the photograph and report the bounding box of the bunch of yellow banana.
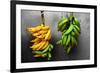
[27,24,53,60]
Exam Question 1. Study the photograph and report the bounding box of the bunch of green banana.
[33,44,53,60]
[57,15,81,54]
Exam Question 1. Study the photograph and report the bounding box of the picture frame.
[10,0,97,72]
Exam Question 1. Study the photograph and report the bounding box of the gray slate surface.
[21,10,90,62]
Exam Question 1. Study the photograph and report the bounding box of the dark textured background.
[21,10,90,63]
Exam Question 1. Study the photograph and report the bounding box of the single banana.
[73,17,80,28]
[58,16,66,24]
[48,44,53,52]
[33,40,41,45]
[66,46,71,54]
[36,41,47,50]
[56,40,62,45]
[62,35,67,46]
[40,41,49,50]
[66,34,71,47]
[49,44,53,49]
[47,52,52,60]
[34,54,41,57]
[62,30,66,35]
[30,38,40,42]
[48,52,51,58]
[47,31,51,40]
[60,23,67,32]
[64,24,74,35]
[73,26,80,37]
[71,31,76,36]
[33,50,43,55]
[27,25,42,33]
[71,36,77,47]
[74,25,80,33]
[32,30,48,36]
[45,30,51,40]
[42,44,50,53]
[48,47,52,52]
[41,53,48,57]
[34,54,45,58]
[30,41,44,50]
[58,17,68,31]
[36,34,46,39]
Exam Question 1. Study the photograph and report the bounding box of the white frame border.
[16,4,94,69]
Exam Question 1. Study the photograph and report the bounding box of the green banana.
[73,17,80,28]
[64,24,74,35]
[66,46,71,54]
[47,52,52,60]
[58,17,67,28]
[71,36,77,47]
[71,31,76,36]
[62,35,67,46]
[60,23,67,31]
[62,30,66,35]
[48,45,53,52]
[56,40,62,45]
[33,50,43,55]
[42,53,48,57]
[58,17,68,31]
[73,26,79,37]
[66,34,71,47]
[58,16,66,24]
[49,44,53,49]
[48,53,51,58]
[74,25,80,33]
[42,44,50,53]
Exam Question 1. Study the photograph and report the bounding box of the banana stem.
[41,11,45,25]
[70,12,74,24]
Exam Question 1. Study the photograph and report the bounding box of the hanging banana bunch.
[27,24,53,60]
[57,15,81,54]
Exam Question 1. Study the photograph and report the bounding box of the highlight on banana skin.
[27,15,81,60]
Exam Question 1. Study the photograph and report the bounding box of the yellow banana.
[27,24,50,33]
[34,54,45,57]
[34,54,41,57]
[33,39,41,45]
[32,30,48,36]
[27,27,35,32]
[27,25,42,33]
[47,32,51,40]
[39,30,48,34]
[30,38,40,42]
[36,34,46,39]
[30,41,43,50]
[45,30,51,40]
[36,41,47,50]
[40,41,49,50]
